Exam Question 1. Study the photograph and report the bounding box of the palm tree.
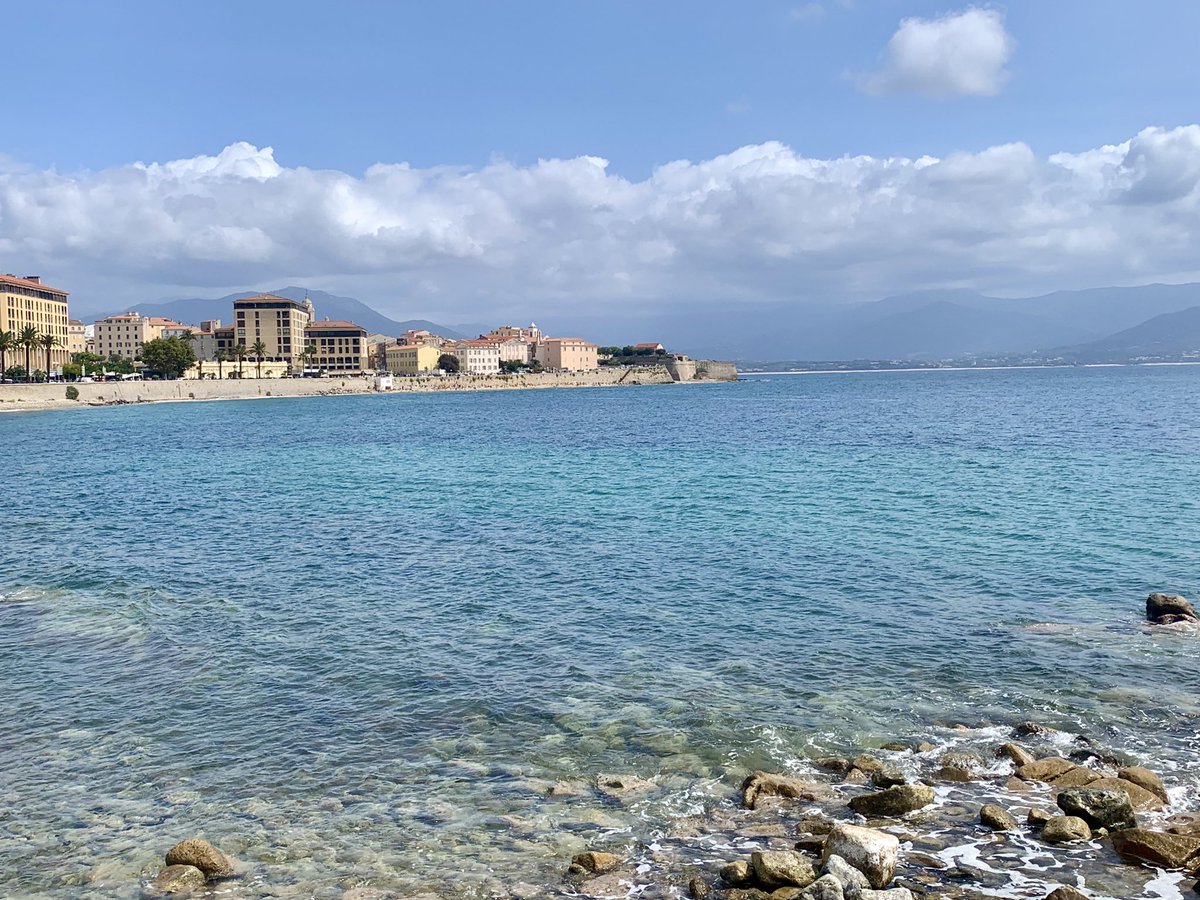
[18,326,38,383]
[215,349,228,380]
[39,334,59,380]
[0,331,14,380]
[250,339,267,378]
[233,342,247,378]
[298,341,316,376]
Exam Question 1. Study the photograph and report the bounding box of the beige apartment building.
[93,312,189,362]
[448,340,501,374]
[67,320,88,356]
[306,320,369,373]
[476,335,532,363]
[385,343,441,374]
[0,274,71,373]
[233,294,311,370]
[534,337,599,371]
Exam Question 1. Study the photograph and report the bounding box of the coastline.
[0,364,737,415]
[746,361,1200,376]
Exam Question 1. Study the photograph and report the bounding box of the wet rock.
[1166,813,1200,836]
[573,871,637,897]
[1014,722,1058,737]
[1045,889,1089,900]
[1057,788,1136,831]
[1117,767,1169,804]
[1015,757,1074,783]
[596,773,654,800]
[750,850,818,890]
[824,853,869,892]
[721,860,754,886]
[1042,815,1093,844]
[547,779,589,798]
[857,891,913,900]
[848,784,935,817]
[795,835,827,855]
[798,816,835,836]
[844,769,869,785]
[1081,777,1162,812]
[1110,828,1200,871]
[1047,766,1101,789]
[689,876,710,900]
[1028,808,1053,826]
[567,851,620,877]
[151,865,207,893]
[1006,777,1031,792]
[163,838,235,879]
[725,891,772,900]
[880,742,910,752]
[815,757,853,774]
[1146,592,1197,622]
[996,743,1036,768]
[797,874,844,900]
[852,755,887,776]
[905,852,947,869]
[914,742,936,753]
[823,823,899,890]
[980,804,1017,831]
[874,766,906,789]
[743,772,836,810]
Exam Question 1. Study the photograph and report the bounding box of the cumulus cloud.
[859,7,1014,98]
[2,126,1200,325]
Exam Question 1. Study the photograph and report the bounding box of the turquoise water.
[2,368,1199,897]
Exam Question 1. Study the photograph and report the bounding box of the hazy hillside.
[93,287,466,339]
[1052,305,1200,361]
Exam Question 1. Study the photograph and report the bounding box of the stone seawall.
[664,358,739,382]
[0,365,713,413]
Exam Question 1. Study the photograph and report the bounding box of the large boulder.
[822,823,899,890]
[1016,757,1075,783]
[151,865,207,894]
[823,854,869,893]
[742,772,835,810]
[1048,766,1101,789]
[163,839,235,879]
[1056,788,1136,831]
[750,850,817,890]
[848,784,935,817]
[1042,816,1093,844]
[980,804,1018,831]
[996,743,1036,768]
[796,874,844,900]
[1084,777,1163,812]
[1147,593,1198,622]
[1117,767,1169,804]
[1110,829,1200,871]
[720,860,753,886]
[857,891,914,900]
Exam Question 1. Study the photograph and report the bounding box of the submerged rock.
[1110,828,1200,871]
[151,865,207,894]
[822,823,899,890]
[567,851,620,877]
[596,773,654,800]
[848,784,935,817]
[742,772,835,810]
[1042,816,1093,844]
[163,838,234,879]
[980,804,1018,831]
[857,890,913,900]
[750,850,817,890]
[1014,722,1058,737]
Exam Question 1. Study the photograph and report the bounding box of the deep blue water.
[2,367,1199,897]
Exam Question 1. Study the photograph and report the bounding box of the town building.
[385,342,441,375]
[305,320,369,373]
[447,340,501,374]
[475,335,532,364]
[488,323,541,343]
[93,312,190,362]
[398,329,445,347]
[67,319,88,356]
[533,337,599,371]
[233,294,312,370]
[0,274,71,373]
[634,342,665,352]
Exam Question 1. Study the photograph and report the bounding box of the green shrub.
[65,385,80,400]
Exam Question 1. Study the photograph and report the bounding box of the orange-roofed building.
[0,274,71,373]
[305,319,369,373]
[93,311,191,362]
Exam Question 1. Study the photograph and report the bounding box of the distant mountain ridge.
[94,287,468,340]
[1052,304,1200,361]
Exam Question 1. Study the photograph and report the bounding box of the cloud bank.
[2,126,1200,323]
[859,7,1014,98]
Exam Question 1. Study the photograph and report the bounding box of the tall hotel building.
[0,274,71,372]
[233,294,313,370]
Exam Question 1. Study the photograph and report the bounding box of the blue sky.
[3,1,1200,333]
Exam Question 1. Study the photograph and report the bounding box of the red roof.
[0,274,68,296]
[305,320,366,332]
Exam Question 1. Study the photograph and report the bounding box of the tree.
[0,331,13,377]
[499,359,527,374]
[5,366,26,382]
[299,341,317,374]
[62,363,82,381]
[232,342,247,378]
[73,351,104,375]
[140,336,196,379]
[250,339,267,378]
[39,334,58,379]
[437,353,461,373]
[104,355,135,375]
[19,326,38,383]
[215,349,228,379]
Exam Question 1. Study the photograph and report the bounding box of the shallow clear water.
[1,368,1198,898]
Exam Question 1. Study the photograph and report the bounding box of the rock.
[1042,816,1093,844]
[596,773,654,800]
[721,860,754,887]
[1086,776,1163,811]
[844,768,869,785]
[934,766,975,783]
[814,757,853,774]
[163,839,235,879]
[996,743,1036,768]
[798,816,835,836]
[857,891,914,900]
[1110,828,1200,871]
[1014,722,1058,737]
[1047,766,1101,789]
[795,835,827,855]
[939,751,984,771]
[824,854,869,892]
[1147,593,1198,622]
[750,850,818,890]
[726,891,773,900]
[743,772,836,810]
[1166,813,1200,836]
[568,851,620,877]
[689,877,710,900]
[1028,808,1053,826]
[1016,757,1075,783]
[915,742,936,753]
[1045,889,1089,900]
[822,823,899,890]
[851,755,887,775]
[1118,767,1169,803]
[880,742,909,752]
[1057,788,1137,830]
[980,804,1018,831]
[796,874,844,900]
[1006,777,1031,792]
[905,852,947,869]
[874,766,906,788]
[151,865,207,893]
[848,784,935,817]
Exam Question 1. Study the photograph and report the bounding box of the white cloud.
[2,127,1200,326]
[859,7,1014,98]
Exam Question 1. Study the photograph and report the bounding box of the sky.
[3,1,1200,336]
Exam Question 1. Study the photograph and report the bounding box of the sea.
[1,366,1198,898]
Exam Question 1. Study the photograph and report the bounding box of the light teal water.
[1,368,1198,897]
